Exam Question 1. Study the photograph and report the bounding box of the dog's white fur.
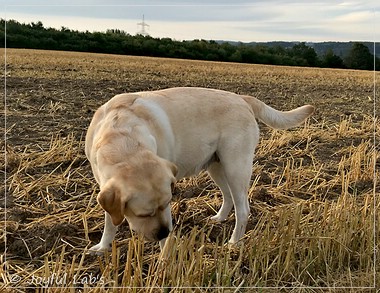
[85,87,314,253]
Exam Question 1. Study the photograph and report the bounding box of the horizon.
[3,1,379,43]
[3,18,378,45]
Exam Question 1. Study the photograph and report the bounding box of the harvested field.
[1,48,379,292]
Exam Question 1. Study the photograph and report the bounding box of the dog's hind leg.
[217,125,258,244]
[223,160,252,244]
[208,162,233,222]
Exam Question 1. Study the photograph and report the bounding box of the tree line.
[1,19,378,71]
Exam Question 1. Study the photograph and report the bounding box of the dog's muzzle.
[156,226,170,241]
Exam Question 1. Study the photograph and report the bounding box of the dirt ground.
[2,49,376,146]
[0,49,379,291]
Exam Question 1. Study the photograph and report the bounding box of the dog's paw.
[210,214,227,223]
[88,243,111,255]
[225,241,243,253]
[227,235,246,249]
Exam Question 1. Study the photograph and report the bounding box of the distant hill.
[217,41,380,58]
[308,42,379,58]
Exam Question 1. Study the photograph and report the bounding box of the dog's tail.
[242,96,315,129]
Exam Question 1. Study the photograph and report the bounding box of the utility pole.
[137,15,149,36]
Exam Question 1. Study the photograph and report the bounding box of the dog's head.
[97,153,177,241]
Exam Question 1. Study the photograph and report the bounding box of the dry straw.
[1,115,378,292]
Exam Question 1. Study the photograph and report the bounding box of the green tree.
[290,42,319,67]
[344,43,373,70]
[229,50,242,62]
[322,49,345,69]
[376,57,380,71]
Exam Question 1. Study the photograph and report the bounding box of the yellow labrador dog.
[86,87,314,253]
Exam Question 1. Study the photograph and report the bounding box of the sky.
[2,0,379,43]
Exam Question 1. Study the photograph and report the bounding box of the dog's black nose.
[156,226,170,241]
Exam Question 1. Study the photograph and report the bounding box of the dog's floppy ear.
[97,180,125,226]
[166,161,178,179]
[166,161,177,194]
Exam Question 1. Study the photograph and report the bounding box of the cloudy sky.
[2,0,379,42]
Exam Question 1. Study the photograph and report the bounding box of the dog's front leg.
[158,205,173,251]
[89,212,118,254]
[159,238,167,250]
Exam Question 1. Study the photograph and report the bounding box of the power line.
[137,14,150,36]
